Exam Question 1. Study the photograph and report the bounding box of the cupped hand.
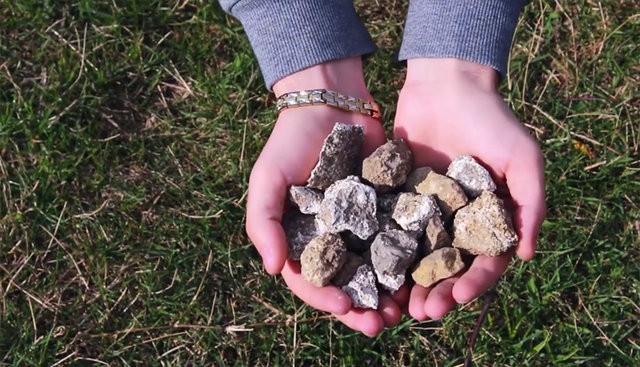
[393,59,546,320]
[246,57,407,335]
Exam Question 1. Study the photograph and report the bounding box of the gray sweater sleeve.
[399,0,527,76]
[219,1,376,89]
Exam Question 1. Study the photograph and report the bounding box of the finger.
[246,163,288,274]
[378,294,402,327]
[505,141,546,261]
[334,308,385,337]
[424,277,458,320]
[281,260,351,315]
[452,254,510,304]
[408,285,430,321]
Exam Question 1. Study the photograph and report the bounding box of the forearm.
[219,0,376,90]
[400,0,527,77]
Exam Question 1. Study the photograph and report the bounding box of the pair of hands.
[246,57,546,336]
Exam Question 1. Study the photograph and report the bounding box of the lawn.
[0,1,638,366]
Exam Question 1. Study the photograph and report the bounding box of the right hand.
[246,57,407,336]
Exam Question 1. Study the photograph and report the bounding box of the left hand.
[393,58,546,320]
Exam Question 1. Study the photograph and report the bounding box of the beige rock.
[362,139,412,192]
[301,233,347,287]
[425,215,451,253]
[412,248,465,288]
[452,191,518,256]
[405,166,468,220]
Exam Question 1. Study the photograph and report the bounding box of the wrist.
[404,58,499,92]
[273,57,371,100]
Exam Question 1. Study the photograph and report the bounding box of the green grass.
[1,0,638,365]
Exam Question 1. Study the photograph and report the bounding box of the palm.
[393,81,545,320]
[246,106,408,336]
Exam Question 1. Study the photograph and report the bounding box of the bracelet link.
[276,89,381,119]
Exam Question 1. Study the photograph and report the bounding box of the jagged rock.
[307,123,364,190]
[282,211,318,260]
[425,215,451,254]
[289,186,323,215]
[332,252,365,286]
[362,139,412,192]
[316,176,378,240]
[341,264,379,309]
[452,191,518,256]
[446,155,496,198]
[300,233,347,287]
[412,248,465,288]
[370,230,419,292]
[392,193,440,232]
[405,167,468,220]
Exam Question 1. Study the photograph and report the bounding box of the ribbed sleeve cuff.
[224,0,376,89]
[399,0,526,76]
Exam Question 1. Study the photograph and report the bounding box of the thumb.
[246,162,289,274]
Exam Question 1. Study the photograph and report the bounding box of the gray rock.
[392,193,440,232]
[331,252,365,286]
[370,230,419,292]
[282,211,318,260]
[446,155,496,198]
[289,186,323,215]
[425,215,451,254]
[341,264,379,309]
[412,247,465,288]
[316,176,378,240]
[300,233,347,287]
[405,167,468,220]
[307,123,364,190]
[362,139,413,192]
[452,191,518,256]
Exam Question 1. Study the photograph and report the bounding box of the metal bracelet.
[276,89,381,119]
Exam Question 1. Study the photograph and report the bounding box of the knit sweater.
[219,0,526,89]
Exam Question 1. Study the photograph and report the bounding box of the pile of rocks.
[283,123,518,309]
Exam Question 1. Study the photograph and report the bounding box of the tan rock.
[300,233,347,287]
[405,166,468,220]
[362,139,412,192]
[425,215,451,253]
[452,191,518,256]
[412,248,465,288]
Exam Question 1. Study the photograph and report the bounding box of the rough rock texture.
[405,167,468,220]
[392,193,440,232]
[370,230,419,292]
[331,252,364,286]
[300,233,347,287]
[452,191,518,256]
[362,139,412,192]
[341,264,379,309]
[412,248,465,288]
[425,215,451,254]
[316,176,378,240]
[446,155,496,198]
[308,123,364,190]
[282,211,318,260]
[289,186,323,215]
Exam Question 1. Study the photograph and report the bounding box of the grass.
[0,0,638,365]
